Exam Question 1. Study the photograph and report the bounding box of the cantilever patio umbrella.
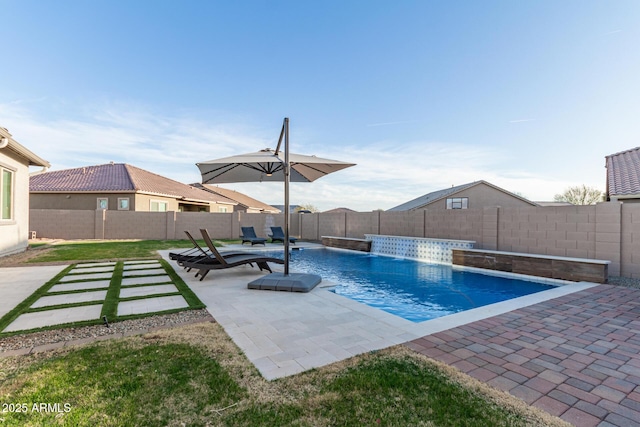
[196,118,355,288]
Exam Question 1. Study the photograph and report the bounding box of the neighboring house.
[194,183,280,213]
[30,163,237,212]
[271,205,303,214]
[0,127,50,257]
[535,201,574,207]
[605,146,640,203]
[388,180,538,211]
[323,207,357,213]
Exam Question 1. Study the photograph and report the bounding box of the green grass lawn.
[27,239,240,264]
[0,322,566,427]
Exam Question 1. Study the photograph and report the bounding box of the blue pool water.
[263,248,555,323]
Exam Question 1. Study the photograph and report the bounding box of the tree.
[294,204,319,213]
[553,185,603,205]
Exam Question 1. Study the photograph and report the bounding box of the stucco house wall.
[0,128,49,257]
[30,192,136,210]
[421,183,536,211]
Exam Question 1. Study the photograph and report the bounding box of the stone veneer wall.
[364,234,475,264]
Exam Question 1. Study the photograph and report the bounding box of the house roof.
[323,207,357,213]
[606,146,640,197]
[30,163,236,205]
[388,180,537,211]
[535,201,574,207]
[0,127,50,168]
[193,183,280,213]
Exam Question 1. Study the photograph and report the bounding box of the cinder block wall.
[104,211,168,240]
[318,213,347,238]
[346,211,380,238]
[621,203,640,278]
[29,209,96,240]
[29,202,638,277]
[498,205,597,258]
[175,212,234,240]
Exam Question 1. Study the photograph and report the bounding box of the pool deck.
[160,246,640,426]
[405,284,640,427]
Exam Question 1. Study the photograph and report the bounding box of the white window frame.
[446,197,468,209]
[218,206,228,213]
[97,198,109,210]
[150,200,168,212]
[118,198,130,210]
[0,166,15,221]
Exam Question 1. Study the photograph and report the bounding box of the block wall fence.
[30,202,640,278]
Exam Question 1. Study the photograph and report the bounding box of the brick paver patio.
[405,285,640,427]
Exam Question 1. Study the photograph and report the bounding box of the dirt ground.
[0,242,57,267]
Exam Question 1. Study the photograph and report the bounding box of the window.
[118,198,130,210]
[1,167,13,220]
[446,197,468,209]
[150,200,168,212]
[218,206,228,213]
[97,198,108,210]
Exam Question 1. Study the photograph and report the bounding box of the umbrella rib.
[201,163,241,180]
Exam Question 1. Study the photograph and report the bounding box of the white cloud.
[1,101,606,212]
[0,101,267,185]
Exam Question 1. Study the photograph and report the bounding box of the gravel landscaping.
[0,309,214,353]
[608,275,640,289]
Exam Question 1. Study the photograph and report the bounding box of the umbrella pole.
[283,117,290,276]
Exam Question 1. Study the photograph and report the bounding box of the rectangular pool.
[260,248,555,323]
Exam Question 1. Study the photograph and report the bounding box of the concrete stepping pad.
[32,291,108,308]
[71,266,115,274]
[123,268,166,276]
[59,272,113,282]
[121,275,172,287]
[117,295,189,316]
[119,284,179,298]
[4,304,103,332]
[123,263,162,272]
[123,260,159,265]
[49,280,111,292]
[78,262,116,268]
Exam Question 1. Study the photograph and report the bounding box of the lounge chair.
[240,226,267,246]
[181,229,284,281]
[269,226,298,244]
[170,231,249,266]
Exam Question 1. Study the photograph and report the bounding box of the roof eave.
[0,129,50,167]
[30,190,137,194]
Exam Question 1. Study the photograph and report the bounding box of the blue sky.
[2,1,639,211]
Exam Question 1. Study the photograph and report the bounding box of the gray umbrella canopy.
[196,148,355,184]
[196,118,355,283]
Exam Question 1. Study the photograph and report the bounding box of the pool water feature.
[264,248,555,323]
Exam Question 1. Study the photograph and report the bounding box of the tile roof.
[29,163,236,204]
[606,146,640,197]
[323,207,357,213]
[194,183,280,213]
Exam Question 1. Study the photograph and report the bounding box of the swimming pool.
[264,248,555,322]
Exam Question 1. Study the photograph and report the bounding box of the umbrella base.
[248,273,322,293]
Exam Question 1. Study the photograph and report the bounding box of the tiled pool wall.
[364,234,475,264]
